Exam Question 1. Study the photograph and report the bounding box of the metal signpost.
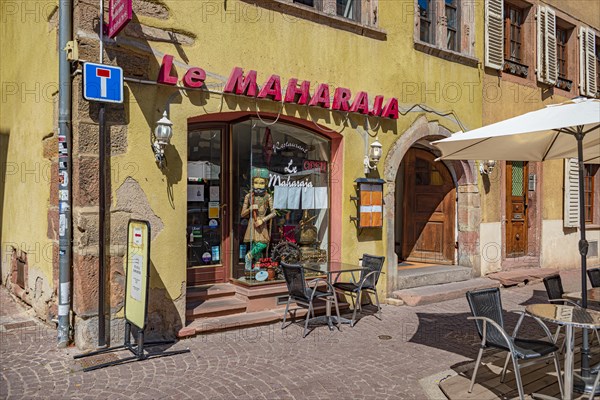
[74,220,190,372]
[83,61,124,347]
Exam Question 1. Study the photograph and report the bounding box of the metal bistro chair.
[589,364,600,400]
[543,274,581,345]
[333,254,385,327]
[280,262,341,338]
[588,268,600,288]
[542,274,600,347]
[466,287,563,400]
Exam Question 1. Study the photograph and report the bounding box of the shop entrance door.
[402,148,455,264]
[186,127,229,286]
[506,161,528,257]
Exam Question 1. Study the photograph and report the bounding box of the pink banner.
[107,0,132,38]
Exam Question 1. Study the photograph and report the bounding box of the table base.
[574,375,600,395]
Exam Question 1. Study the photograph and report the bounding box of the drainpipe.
[57,0,73,347]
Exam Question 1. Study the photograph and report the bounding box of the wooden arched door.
[402,148,456,264]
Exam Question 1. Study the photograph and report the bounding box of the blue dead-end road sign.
[83,62,124,103]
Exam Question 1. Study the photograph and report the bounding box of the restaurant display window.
[232,120,331,284]
[187,128,223,269]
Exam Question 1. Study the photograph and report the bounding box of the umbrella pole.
[574,127,595,394]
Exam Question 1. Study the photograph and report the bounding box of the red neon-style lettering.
[349,91,370,114]
[183,67,206,88]
[157,55,178,85]
[308,83,330,108]
[381,98,399,119]
[331,87,352,111]
[224,67,258,97]
[284,79,310,104]
[257,74,282,101]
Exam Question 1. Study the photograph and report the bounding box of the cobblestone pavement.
[0,269,588,399]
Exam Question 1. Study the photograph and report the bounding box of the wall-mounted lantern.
[363,137,383,174]
[479,159,496,175]
[153,111,173,168]
[351,178,385,228]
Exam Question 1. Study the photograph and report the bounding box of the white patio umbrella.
[433,98,599,163]
[432,98,600,391]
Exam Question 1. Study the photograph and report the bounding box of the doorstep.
[486,267,558,287]
[392,278,500,306]
[397,265,473,290]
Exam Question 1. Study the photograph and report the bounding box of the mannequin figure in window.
[241,168,277,272]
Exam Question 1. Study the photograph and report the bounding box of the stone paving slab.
[392,277,501,306]
[0,268,589,399]
[487,268,558,287]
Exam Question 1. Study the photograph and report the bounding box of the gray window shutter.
[485,0,504,70]
[564,158,580,228]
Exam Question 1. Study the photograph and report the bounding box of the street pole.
[57,0,73,347]
[97,0,107,348]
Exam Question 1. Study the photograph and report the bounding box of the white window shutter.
[580,26,588,95]
[537,6,546,83]
[585,29,597,97]
[545,8,557,84]
[564,158,580,228]
[485,0,504,70]
[579,28,597,97]
[537,6,557,85]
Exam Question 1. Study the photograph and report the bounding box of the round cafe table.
[526,304,600,400]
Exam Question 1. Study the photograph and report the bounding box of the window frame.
[418,0,435,45]
[596,37,600,96]
[239,0,385,40]
[336,0,360,22]
[584,164,599,225]
[415,0,475,61]
[504,3,524,64]
[445,0,460,52]
[555,26,568,79]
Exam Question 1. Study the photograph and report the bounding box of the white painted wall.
[541,220,600,270]
[480,222,502,275]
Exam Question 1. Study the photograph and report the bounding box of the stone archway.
[382,116,479,293]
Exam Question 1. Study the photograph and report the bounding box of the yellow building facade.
[18,0,600,348]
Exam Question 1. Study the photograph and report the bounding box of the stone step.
[392,277,500,306]
[486,268,558,287]
[186,283,237,301]
[186,297,247,319]
[179,301,349,338]
[396,265,473,290]
[179,310,282,337]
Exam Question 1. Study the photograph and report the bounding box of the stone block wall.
[69,0,186,349]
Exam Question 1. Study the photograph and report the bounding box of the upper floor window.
[597,39,600,95]
[584,165,596,223]
[337,0,359,21]
[419,0,434,44]
[504,4,523,63]
[293,0,360,22]
[556,27,568,79]
[552,19,575,91]
[446,0,459,51]
[416,0,476,60]
[484,0,529,75]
